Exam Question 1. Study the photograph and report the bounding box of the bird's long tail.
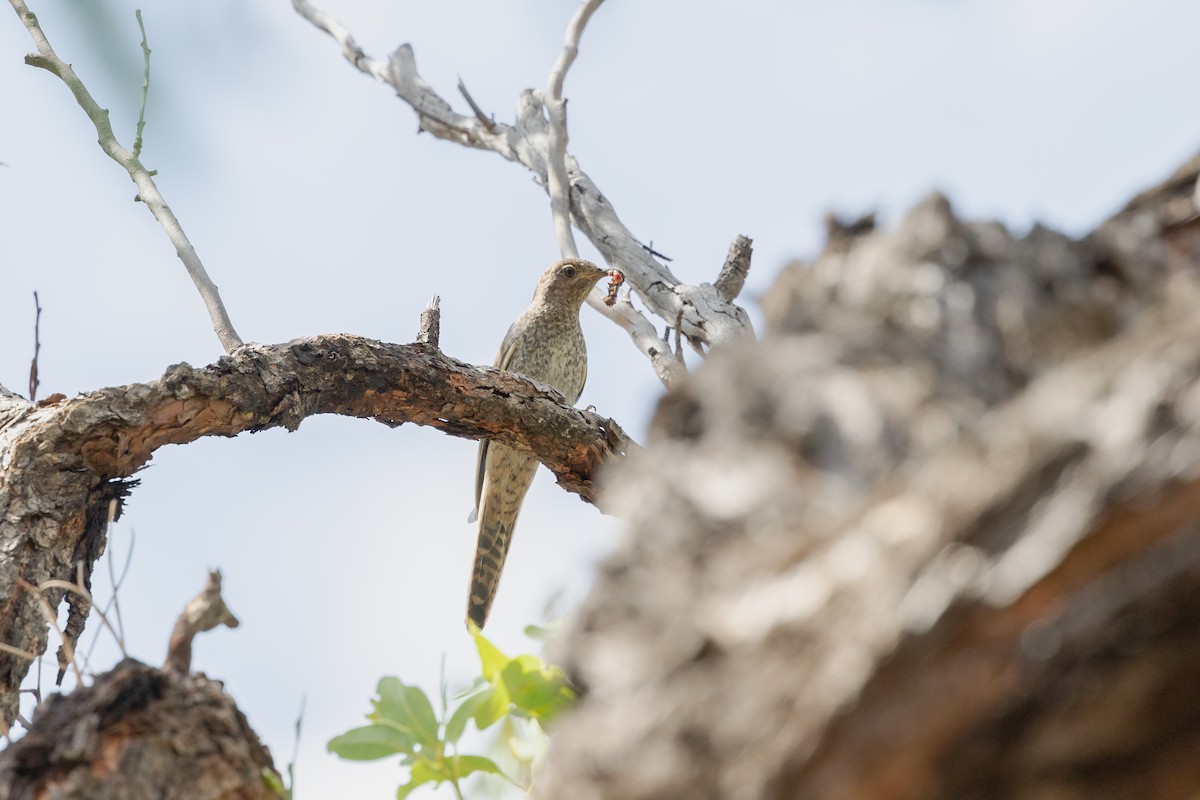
[467,519,513,628]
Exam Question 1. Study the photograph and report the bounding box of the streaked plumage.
[468,258,608,628]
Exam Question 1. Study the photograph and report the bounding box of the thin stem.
[9,0,243,353]
[132,9,151,160]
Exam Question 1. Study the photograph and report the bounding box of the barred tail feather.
[467,519,511,628]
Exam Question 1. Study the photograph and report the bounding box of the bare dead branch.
[8,0,242,353]
[28,292,41,402]
[673,307,685,365]
[641,240,673,261]
[456,76,496,133]
[544,0,605,259]
[714,234,753,302]
[292,0,751,387]
[416,295,442,347]
[165,571,239,674]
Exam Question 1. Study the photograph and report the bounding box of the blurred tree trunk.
[545,153,1200,800]
[0,658,276,800]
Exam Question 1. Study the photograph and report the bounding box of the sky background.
[2,1,1199,797]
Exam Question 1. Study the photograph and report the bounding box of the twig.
[105,504,127,647]
[28,291,41,402]
[83,523,135,667]
[640,240,673,262]
[457,77,496,133]
[36,575,125,663]
[287,695,306,798]
[714,234,753,303]
[9,0,243,354]
[15,578,83,687]
[132,9,151,160]
[417,295,441,348]
[0,642,37,661]
[291,0,391,82]
[544,0,605,259]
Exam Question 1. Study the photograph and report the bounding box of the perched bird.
[468,258,610,628]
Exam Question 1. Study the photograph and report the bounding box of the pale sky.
[2,1,1198,797]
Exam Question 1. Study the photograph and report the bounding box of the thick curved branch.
[9,0,242,353]
[291,0,752,385]
[0,334,633,727]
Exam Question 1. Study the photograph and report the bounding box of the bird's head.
[533,258,610,308]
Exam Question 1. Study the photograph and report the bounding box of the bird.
[468,258,610,628]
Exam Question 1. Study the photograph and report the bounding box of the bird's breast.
[507,320,587,402]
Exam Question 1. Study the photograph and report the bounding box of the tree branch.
[291,0,752,386]
[0,333,633,727]
[164,570,239,674]
[9,0,242,353]
[544,0,604,260]
[416,294,441,347]
[714,234,753,303]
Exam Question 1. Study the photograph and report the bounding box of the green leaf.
[445,687,484,743]
[450,754,505,780]
[470,624,512,682]
[395,762,441,800]
[327,725,413,761]
[372,677,440,751]
[445,684,509,743]
[444,690,478,743]
[501,655,576,724]
[472,682,511,731]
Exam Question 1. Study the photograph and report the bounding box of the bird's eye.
[562,265,577,278]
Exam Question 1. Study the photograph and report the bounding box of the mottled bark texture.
[0,337,631,728]
[545,153,1200,800]
[0,658,275,800]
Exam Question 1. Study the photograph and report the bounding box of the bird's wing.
[472,439,489,521]
[571,358,588,406]
[494,320,521,371]
[474,321,522,517]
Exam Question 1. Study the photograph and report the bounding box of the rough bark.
[0,334,632,728]
[545,153,1200,799]
[0,658,276,800]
